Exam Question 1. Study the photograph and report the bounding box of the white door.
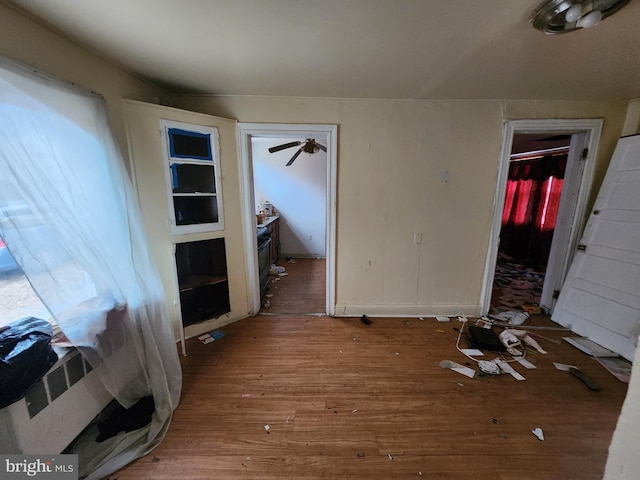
[539,132,589,312]
[552,135,640,361]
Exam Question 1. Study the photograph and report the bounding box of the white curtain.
[0,58,181,478]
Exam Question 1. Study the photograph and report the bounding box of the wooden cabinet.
[266,216,280,265]
[175,238,230,327]
[258,216,280,297]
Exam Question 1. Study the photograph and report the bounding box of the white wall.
[252,137,326,257]
[177,95,627,317]
[0,3,170,165]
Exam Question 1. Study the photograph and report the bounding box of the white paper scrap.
[532,427,544,441]
[436,316,450,322]
[461,348,484,357]
[439,360,476,378]
[452,365,476,378]
[494,359,526,380]
[517,358,537,369]
[553,362,577,372]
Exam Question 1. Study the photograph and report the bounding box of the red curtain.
[500,155,567,266]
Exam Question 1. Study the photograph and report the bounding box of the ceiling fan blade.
[286,148,303,166]
[269,141,301,153]
[316,143,327,152]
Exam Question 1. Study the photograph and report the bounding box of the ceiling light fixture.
[532,0,631,34]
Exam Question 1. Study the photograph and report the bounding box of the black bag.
[0,317,58,409]
[467,325,506,352]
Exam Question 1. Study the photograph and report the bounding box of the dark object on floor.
[361,315,371,325]
[467,325,506,352]
[0,317,58,409]
[454,327,477,349]
[96,396,155,442]
[569,367,601,391]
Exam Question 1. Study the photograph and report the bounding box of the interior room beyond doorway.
[491,133,571,313]
[250,134,329,316]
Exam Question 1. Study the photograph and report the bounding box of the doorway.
[482,119,603,315]
[238,123,337,316]
[491,133,571,312]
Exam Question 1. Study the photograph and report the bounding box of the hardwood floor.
[262,257,326,315]
[112,314,628,479]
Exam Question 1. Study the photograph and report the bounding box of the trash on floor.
[532,427,545,441]
[361,315,372,325]
[490,310,530,326]
[198,329,225,344]
[440,359,476,378]
[494,358,525,380]
[478,360,500,375]
[554,362,601,391]
[595,356,632,383]
[269,265,286,275]
[436,315,450,322]
[500,328,548,355]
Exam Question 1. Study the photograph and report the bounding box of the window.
[160,121,224,234]
[0,236,53,329]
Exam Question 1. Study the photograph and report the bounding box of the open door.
[238,123,337,316]
[552,134,640,361]
[482,119,603,315]
[539,132,590,312]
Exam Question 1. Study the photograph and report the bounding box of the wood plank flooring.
[111,314,629,480]
[262,257,326,315]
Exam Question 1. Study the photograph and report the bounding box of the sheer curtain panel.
[0,57,181,479]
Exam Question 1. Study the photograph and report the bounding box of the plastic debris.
[532,427,544,441]
[269,265,286,275]
[494,358,525,380]
[198,329,225,344]
[491,310,530,326]
[502,328,547,354]
[440,359,476,378]
[478,360,500,375]
[388,454,393,461]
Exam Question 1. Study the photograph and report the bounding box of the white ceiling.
[10,0,640,101]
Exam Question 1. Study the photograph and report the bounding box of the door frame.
[480,118,603,315]
[238,123,338,315]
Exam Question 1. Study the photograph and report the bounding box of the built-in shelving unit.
[175,238,230,327]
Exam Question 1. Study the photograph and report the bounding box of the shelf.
[175,238,230,328]
[179,275,228,292]
[173,193,217,197]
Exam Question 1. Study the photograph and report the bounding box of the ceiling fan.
[268,138,326,166]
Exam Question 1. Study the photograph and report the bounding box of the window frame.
[159,120,224,235]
